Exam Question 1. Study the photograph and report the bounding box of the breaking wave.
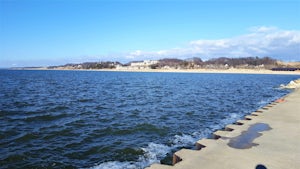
[90,112,248,169]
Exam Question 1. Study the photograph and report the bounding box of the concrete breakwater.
[147,83,300,169]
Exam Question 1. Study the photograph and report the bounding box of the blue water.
[0,70,298,169]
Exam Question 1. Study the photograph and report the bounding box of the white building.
[130,60,158,68]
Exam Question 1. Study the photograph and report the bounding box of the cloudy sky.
[0,0,299,67]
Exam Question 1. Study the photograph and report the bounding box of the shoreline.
[9,67,300,75]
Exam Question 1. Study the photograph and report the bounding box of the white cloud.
[124,26,300,61]
[130,50,142,56]
[248,26,278,33]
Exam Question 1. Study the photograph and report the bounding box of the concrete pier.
[147,89,300,169]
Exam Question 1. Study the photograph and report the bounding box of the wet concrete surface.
[227,123,272,149]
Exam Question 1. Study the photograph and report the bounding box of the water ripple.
[0,70,298,169]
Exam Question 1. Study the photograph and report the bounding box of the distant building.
[130,60,158,69]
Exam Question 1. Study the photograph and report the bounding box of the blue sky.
[0,0,299,67]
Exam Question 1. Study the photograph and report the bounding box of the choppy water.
[0,70,298,169]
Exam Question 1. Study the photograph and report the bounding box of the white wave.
[89,143,171,169]
[220,113,241,126]
[90,113,245,169]
[258,100,268,106]
[90,161,136,169]
[258,96,281,108]
[226,113,239,122]
[173,134,195,146]
[139,143,171,166]
[208,113,242,132]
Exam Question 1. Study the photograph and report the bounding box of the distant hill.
[45,56,300,70]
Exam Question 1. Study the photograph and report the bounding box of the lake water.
[0,70,298,169]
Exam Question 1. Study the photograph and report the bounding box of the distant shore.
[13,67,300,75]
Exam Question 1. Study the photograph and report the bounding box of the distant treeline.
[48,61,121,69]
[150,57,277,69]
[48,56,300,70]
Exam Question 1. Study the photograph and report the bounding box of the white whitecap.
[89,142,171,169]
[142,142,171,160]
[172,134,195,147]
[89,161,136,169]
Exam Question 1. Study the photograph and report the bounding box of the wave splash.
[90,143,170,169]
[89,113,242,169]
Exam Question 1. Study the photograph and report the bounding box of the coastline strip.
[11,67,300,75]
[147,89,300,169]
